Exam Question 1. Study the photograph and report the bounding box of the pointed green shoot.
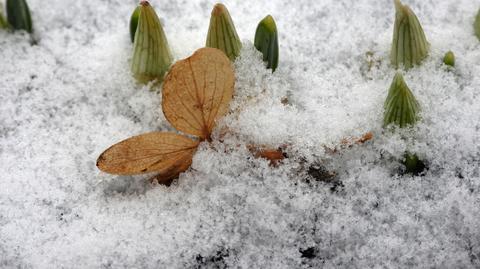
[206,3,242,61]
[6,0,32,33]
[474,9,480,40]
[129,6,141,43]
[131,1,173,84]
[391,0,429,69]
[254,15,279,72]
[443,51,455,67]
[403,152,426,175]
[384,72,420,128]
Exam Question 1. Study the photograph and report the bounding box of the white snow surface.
[1,0,480,268]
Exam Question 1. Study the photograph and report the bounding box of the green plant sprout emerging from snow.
[131,0,173,84]
[391,0,429,69]
[474,9,480,40]
[206,3,242,61]
[384,73,420,128]
[6,0,33,33]
[384,73,425,174]
[443,51,455,67]
[254,15,279,72]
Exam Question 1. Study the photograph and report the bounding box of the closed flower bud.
[206,3,242,61]
[131,1,173,83]
[443,51,455,67]
[254,15,279,72]
[129,6,141,43]
[6,0,32,33]
[384,72,420,128]
[391,0,429,69]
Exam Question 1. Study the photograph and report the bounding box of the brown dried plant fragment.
[97,132,198,179]
[248,145,286,167]
[326,132,374,154]
[97,48,235,183]
[162,47,235,141]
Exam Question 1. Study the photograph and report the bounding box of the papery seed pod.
[474,9,480,40]
[443,51,455,67]
[6,0,32,33]
[384,72,420,128]
[254,15,279,72]
[391,0,429,69]
[206,3,242,61]
[129,6,141,43]
[131,1,173,83]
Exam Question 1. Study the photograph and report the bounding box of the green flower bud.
[384,72,421,128]
[129,6,141,43]
[391,0,429,69]
[6,0,32,33]
[443,51,455,67]
[474,9,480,40]
[131,1,173,84]
[206,3,242,61]
[254,15,279,72]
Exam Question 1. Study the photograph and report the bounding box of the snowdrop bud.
[443,51,455,67]
[384,72,420,128]
[6,0,32,33]
[474,9,480,40]
[391,0,429,69]
[129,6,141,43]
[254,15,279,72]
[206,3,242,61]
[131,1,173,83]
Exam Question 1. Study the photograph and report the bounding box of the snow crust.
[0,0,479,267]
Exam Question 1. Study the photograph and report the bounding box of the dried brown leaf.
[162,47,235,141]
[97,132,198,178]
[148,157,194,185]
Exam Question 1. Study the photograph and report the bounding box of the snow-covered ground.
[1,0,480,267]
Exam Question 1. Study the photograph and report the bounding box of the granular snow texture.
[1,0,480,268]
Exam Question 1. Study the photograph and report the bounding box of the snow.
[1,0,479,268]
